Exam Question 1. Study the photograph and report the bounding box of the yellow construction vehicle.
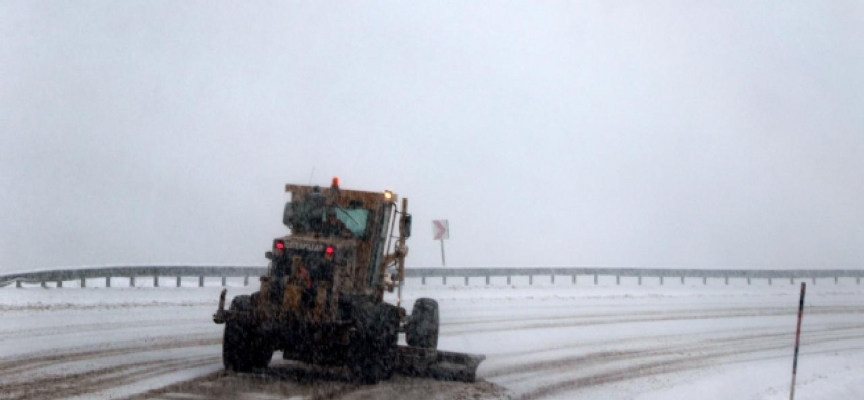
[214,178,484,383]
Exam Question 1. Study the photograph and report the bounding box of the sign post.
[432,220,449,267]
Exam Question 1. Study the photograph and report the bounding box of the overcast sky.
[2,1,863,273]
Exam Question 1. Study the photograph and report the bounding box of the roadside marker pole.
[790,282,806,400]
[432,219,449,267]
[440,239,446,267]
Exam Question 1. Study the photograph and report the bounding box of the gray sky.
[2,1,863,273]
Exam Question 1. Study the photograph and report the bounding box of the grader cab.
[213,178,484,384]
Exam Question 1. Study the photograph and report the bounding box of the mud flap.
[396,346,485,382]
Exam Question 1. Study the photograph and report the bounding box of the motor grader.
[213,178,484,384]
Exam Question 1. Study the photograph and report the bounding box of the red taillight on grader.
[274,240,285,250]
[325,245,335,260]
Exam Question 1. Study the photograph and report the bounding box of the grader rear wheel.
[348,304,399,384]
[222,295,273,372]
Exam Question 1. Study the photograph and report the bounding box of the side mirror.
[265,251,274,260]
[400,214,412,238]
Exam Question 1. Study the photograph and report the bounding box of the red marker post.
[790,282,806,400]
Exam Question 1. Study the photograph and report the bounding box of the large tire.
[348,303,399,384]
[378,305,399,380]
[223,295,273,372]
[246,292,275,369]
[406,298,439,349]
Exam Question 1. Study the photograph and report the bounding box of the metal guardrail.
[407,267,864,286]
[0,266,862,288]
[0,266,267,288]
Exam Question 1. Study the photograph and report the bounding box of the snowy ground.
[1,276,862,399]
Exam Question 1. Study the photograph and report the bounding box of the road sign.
[432,220,449,240]
[432,219,449,266]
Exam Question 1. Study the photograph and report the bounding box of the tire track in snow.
[444,305,864,336]
[0,301,217,313]
[0,318,203,341]
[0,334,219,380]
[486,326,864,381]
[494,322,864,369]
[1,355,220,400]
[443,305,864,327]
[489,323,785,360]
[516,344,864,400]
[497,324,864,399]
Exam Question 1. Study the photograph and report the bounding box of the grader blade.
[396,346,485,382]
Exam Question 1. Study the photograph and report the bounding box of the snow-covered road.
[1,278,862,399]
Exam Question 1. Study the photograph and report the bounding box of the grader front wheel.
[406,298,439,349]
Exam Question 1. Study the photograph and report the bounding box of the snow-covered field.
[1,276,862,399]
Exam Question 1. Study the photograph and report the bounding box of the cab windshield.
[331,208,369,237]
[286,201,370,238]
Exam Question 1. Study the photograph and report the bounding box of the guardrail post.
[199,276,204,287]
[244,276,249,286]
[442,276,446,285]
[222,276,227,287]
[812,277,816,285]
[106,277,111,288]
[154,276,159,287]
[16,280,21,288]
[703,277,706,285]
[529,275,533,285]
[41,281,46,288]
[571,275,575,284]
[638,276,642,285]
[130,276,135,287]
[486,275,490,285]
[551,274,555,284]
[176,277,181,287]
[616,276,620,285]
[725,276,728,285]
[747,277,751,285]
[80,278,86,288]
[835,277,838,285]
[790,277,794,285]
[858,277,861,285]
[594,274,598,285]
[508,275,511,285]
[681,276,684,285]
[660,277,664,285]
[421,276,426,285]
[769,278,772,285]
[57,280,62,288]
[464,276,469,286]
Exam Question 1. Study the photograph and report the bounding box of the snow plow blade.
[396,346,485,382]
